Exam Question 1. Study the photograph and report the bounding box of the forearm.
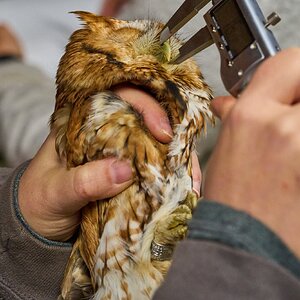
[154,200,300,299]
[188,200,300,277]
[0,60,54,167]
[0,164,72,300]
[154,240,300,300]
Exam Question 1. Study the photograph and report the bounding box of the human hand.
[203,48,300,256]
[100,0,129,17]
[19,85,201,242]
[0,24,23,58]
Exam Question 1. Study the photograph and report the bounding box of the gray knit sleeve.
[0,167,12,188]
[0,61,54,167]
[0,163,72,299]
[188,200,300,279]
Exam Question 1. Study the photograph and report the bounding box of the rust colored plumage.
[51,11,213,300]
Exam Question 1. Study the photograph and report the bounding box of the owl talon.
[181,191,199,211]
[173,213,192,223]
[172,204,191,215]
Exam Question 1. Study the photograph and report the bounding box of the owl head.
[55,11,212,125]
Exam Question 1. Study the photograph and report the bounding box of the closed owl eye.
[82,43,124,67]
[82,43,101,54]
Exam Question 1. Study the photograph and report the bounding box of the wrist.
[15,162,73,247]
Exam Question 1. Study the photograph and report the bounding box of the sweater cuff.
[188,199,300,279]
[13,161,72,247]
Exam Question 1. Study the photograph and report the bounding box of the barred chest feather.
[51,11,213,300]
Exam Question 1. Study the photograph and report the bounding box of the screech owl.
[51,11,213,300]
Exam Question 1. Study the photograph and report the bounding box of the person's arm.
[0,82,201,299]
[0,163,74,299]
[154,48,300,299]
[0,167,12,188]
[0,25,53,167]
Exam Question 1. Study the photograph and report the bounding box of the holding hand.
[19,85,201,242]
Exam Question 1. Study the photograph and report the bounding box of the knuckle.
[269,117,295,142]
[266,117,300,166]
[73,167,93,199]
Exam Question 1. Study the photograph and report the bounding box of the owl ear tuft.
[71,11,110,31]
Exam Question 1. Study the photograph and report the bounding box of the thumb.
[210,96,236,120]
[59,158,133,211]
[26,133,134,214]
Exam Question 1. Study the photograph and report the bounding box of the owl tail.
[58,239,93,300]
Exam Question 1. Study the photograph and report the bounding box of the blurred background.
[0,0,298,168]
[0,0,103,79]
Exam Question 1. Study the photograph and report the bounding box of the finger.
[191,152,201,197]
[113,83,173,143]
[242,48,300,105]
[210,96,237,120]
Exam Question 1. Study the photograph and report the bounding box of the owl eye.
[82,43,101,54]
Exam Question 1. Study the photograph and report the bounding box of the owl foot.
[153,204,192,248]
[151,204,192,267]
[151,192,199,262]
[151,202,193,276]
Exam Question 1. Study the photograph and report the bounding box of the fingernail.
[193,181,201,198]
[160,117,173,138]
[110,160,132,184]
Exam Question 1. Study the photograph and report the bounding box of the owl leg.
[58,241,93,300]
[151,192,198,275]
